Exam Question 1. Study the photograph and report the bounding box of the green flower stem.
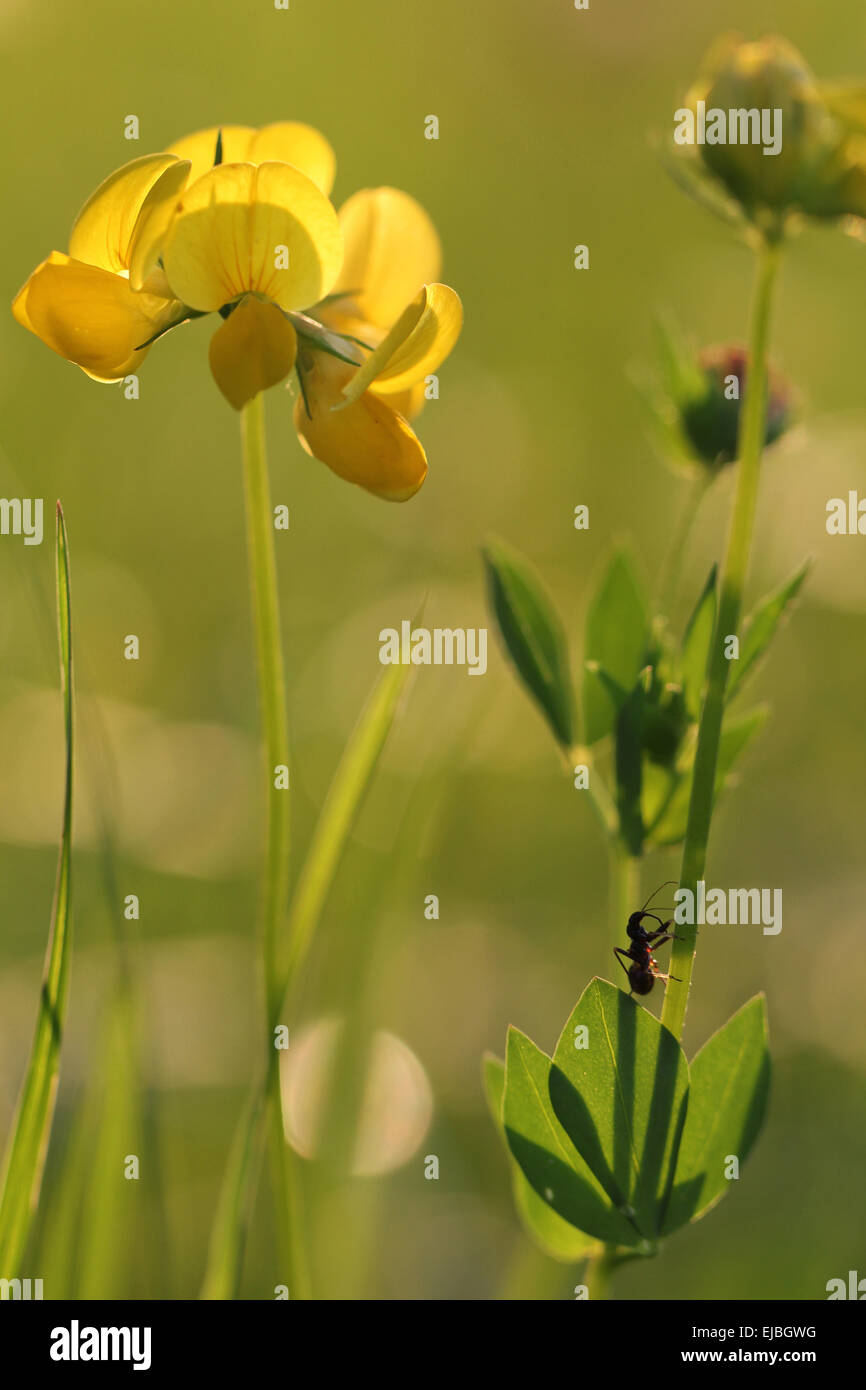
[662,237,782,1042]
[583,1243,616,1300]
[240,393,304,1296]
[611,840,639,944]
[202,618,412,1299]
[242,393,290,1011]
[582,852,640,1301]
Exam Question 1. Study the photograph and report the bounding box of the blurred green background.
[1,0,865,1300]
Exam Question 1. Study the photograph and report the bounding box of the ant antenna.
[639,880,677,913]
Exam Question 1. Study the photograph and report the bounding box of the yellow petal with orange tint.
[165,125,256,184]
[208,297,298,410]
[295,353,427,500]
[13,254,177,379]
[339,283,462,405]
[69,154,186,273]
[161,162,342,312]
[248,122,336,195]
[11,250,69,334]
[335,188,442,330]
[128,159,192,290]
[371,379,428,420]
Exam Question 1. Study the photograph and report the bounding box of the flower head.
[12,154,187,379]
[642,317,793,474]
[13,124,462,501]
[294,188,463,500]
[680,345,792,468]
[675,34,866,234]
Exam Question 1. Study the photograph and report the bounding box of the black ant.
[614,881,683,997]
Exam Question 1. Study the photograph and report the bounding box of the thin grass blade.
[0,503,74,1276]
[201,645,415,1299]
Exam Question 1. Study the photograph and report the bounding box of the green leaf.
[503,1027,642,1247]
[664,995,770,1233]
[36,986,141,1297]
[653,312,706,409]
[641,760,677,835]
[727,561,810,702]
[680,565,717,721]
[0,504,74,1276]
[38,984,141,1297]
[483,1055,597,1262]
[548,979,689,1240]
[655,135,747,231]
[583,551,649,744]
[483,538,576,750]
[288,309,366,366]
[648,707,768,846]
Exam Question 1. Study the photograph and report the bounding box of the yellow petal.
[165,125,256,184]
[209,297,298,410]
[371,379,428,420]
[11,250,68,334]
[248,122,336,195]
[69,154,186,273]
[295,353,427,501]
[128,159,192,290]
[13,254,177,379]
[334,188,442,329]
[339,283,462,405]
[161,162,342,312]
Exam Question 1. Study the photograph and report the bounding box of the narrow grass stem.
[661,238,782,1041]
[658,472,710,621]
[0,506,73,1276]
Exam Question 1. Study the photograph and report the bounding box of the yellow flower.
[13,123,339,388]
[165,122,336,195]
[158,158,343,407]
[12,154,187,379]
[294,188,463,501]
[12,128,462,502]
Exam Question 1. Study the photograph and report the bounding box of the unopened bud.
[681,346,792,469]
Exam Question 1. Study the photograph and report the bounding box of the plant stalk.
[610,839,639,944]
[584,1244,616,1300]
[662,237,782,1041]
[240,393,307,1297]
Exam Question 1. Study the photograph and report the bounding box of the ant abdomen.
[628,966,654,995]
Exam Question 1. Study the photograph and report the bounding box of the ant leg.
[645,931,677,950]
[613,948,633,980]
[646,922,684,945]
[641,913,684,938]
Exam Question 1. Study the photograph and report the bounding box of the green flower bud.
[681,346,793,469]
[644,317,793,475]
[643,682,689,766]
[677,33,866,228]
